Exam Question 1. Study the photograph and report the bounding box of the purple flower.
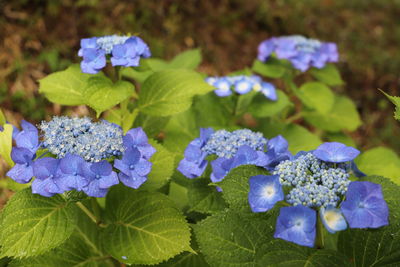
[80,48,106,74]
[234,78,253,95]
[114,148,151,189]
[111,37,151,67]
[58,154,88,191]
[78,37,98,57]
[260,82,277,101]
[257,38,276,61]
[123,127,156,160]
[210,157,235,183]
[14,120,39,153]
[274,205,316,247]
[263,135,292,171]
[340,181,389,228]
[313,142,360,163]
[82,161,119,197]
[6,147,35,184]
[213,78,232,97]
[32,158,64,197]
[320,206,347,233]
[248,175,283,212]
[177,128,214,179]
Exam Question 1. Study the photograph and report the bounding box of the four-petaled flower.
[32,158,64,197]
[248,175,284,212]
[313,142,360,163]
[82,160,119,197]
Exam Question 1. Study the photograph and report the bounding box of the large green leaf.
[0,124,14,166]
[140,141,175,191]
[187,179,227,214]
[38,64,94,105]
[0,189,78,258]
[194,93,233,128]
[257,239,349,267]
[9,200,114,266]
[355,147,400,185]
[218,165,269,212]
[83,76,134,117]
[138,69,214,116]
[252,59,287,78]
[133,113,170,138]
[337,176,400,266]
[304,95,362,132]
[169,49,202,69]
[194,210,275,267]
[102,186,192,265]
[298,82,335,114]
[310,64,344,86]
[249,90,291,118]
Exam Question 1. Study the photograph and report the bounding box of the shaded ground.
[1,0,400,152]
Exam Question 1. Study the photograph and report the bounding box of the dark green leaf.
[187,179,227,214]
[249,90,291,118]
[310,64,344,86]
[252,59,286,79]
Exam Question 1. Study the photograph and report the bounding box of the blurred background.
[1,0,400,152]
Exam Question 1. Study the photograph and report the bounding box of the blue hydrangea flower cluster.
[40,117,124,162]
[178,128,291,185]
[248,142,389,247]
[258,35,339,72]
[205,75,277,100]
[78,35,151,74]
[6,117,155,198]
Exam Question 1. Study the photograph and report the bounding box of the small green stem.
[76,201,108,228]
[285,112,303,123]
[316,214,325,249]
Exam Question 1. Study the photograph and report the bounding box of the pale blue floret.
[320,206,347,233]
[96,35,130,54]
[202,129,267,159]
[40,116,124,162]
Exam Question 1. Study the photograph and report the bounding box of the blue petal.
[6,164,34,183]
[59,154,85,175]
[33,158,60,180]
[267,135,289,153]
[83,180,108,197]
[98,172,119,189]
[260,82,277,101]
[119,172,147,189]
[11,147,34,164]
[320,206,347,233]
[313,142,360,163]
[248,175,283,212]
[90,161,112,176]
[177,158,208,179]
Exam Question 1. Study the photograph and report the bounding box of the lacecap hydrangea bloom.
[258,35,338,72]
[78,35,151,74]
[248,142,389,247]
[205,75,277,100]
[6,117,155,197]
[177,128,291,185]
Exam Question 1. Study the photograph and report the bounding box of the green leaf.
[259,121,322,154]
[326,132,356,147]
[235,91,258,116]
[194,210,275,267]
[9,200,114,266]
[187,179,227,214]
[304,95,362,132]
[140,141,175,191]
[0,124,14,166]
[102,186,192,265]
[355,147,400,185]
[193,93,232,128]
[252,59,286,78]
[138,69,214,116]
[133,113,170,138]
[299,82,335,114]
[121,67,153,84]
[249,90,291,118]
[257,239,350,267]
[83,76,134,117]
[0,188,78,258]
[337,175,400,266]
[310,64,344,86]
[381,90,400,121]
[38,64,94,105]
[218,165,269,212]
[169,49,202,70]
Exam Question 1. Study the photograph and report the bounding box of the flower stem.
[316,214,325,249]
[76,201,107,228]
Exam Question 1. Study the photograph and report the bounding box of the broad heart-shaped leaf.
[381,90,400,121]
[8,200,114,267]
[38,64,95,105]
[102,186,192,265]
[303,95,362,132]
[133,113,170,138]
[122,67,153,84]
[355,147,400,185]
[256,239,350,267]
[169,49,202,70]
[337,175,400,266]
[0,124,14,166]
[193,93,233,128]
[194,210,276,267]
[258,120,322,154]
[298,81,335,114]
[249,90,292,118]
[187,178,227,214]
[310,64,344,86]
[218,165,269,212]
[83,76,134,117]
[0,188,78,258]
[252,59,287,78]
[140,140,175,191]
[138,69,214,116]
